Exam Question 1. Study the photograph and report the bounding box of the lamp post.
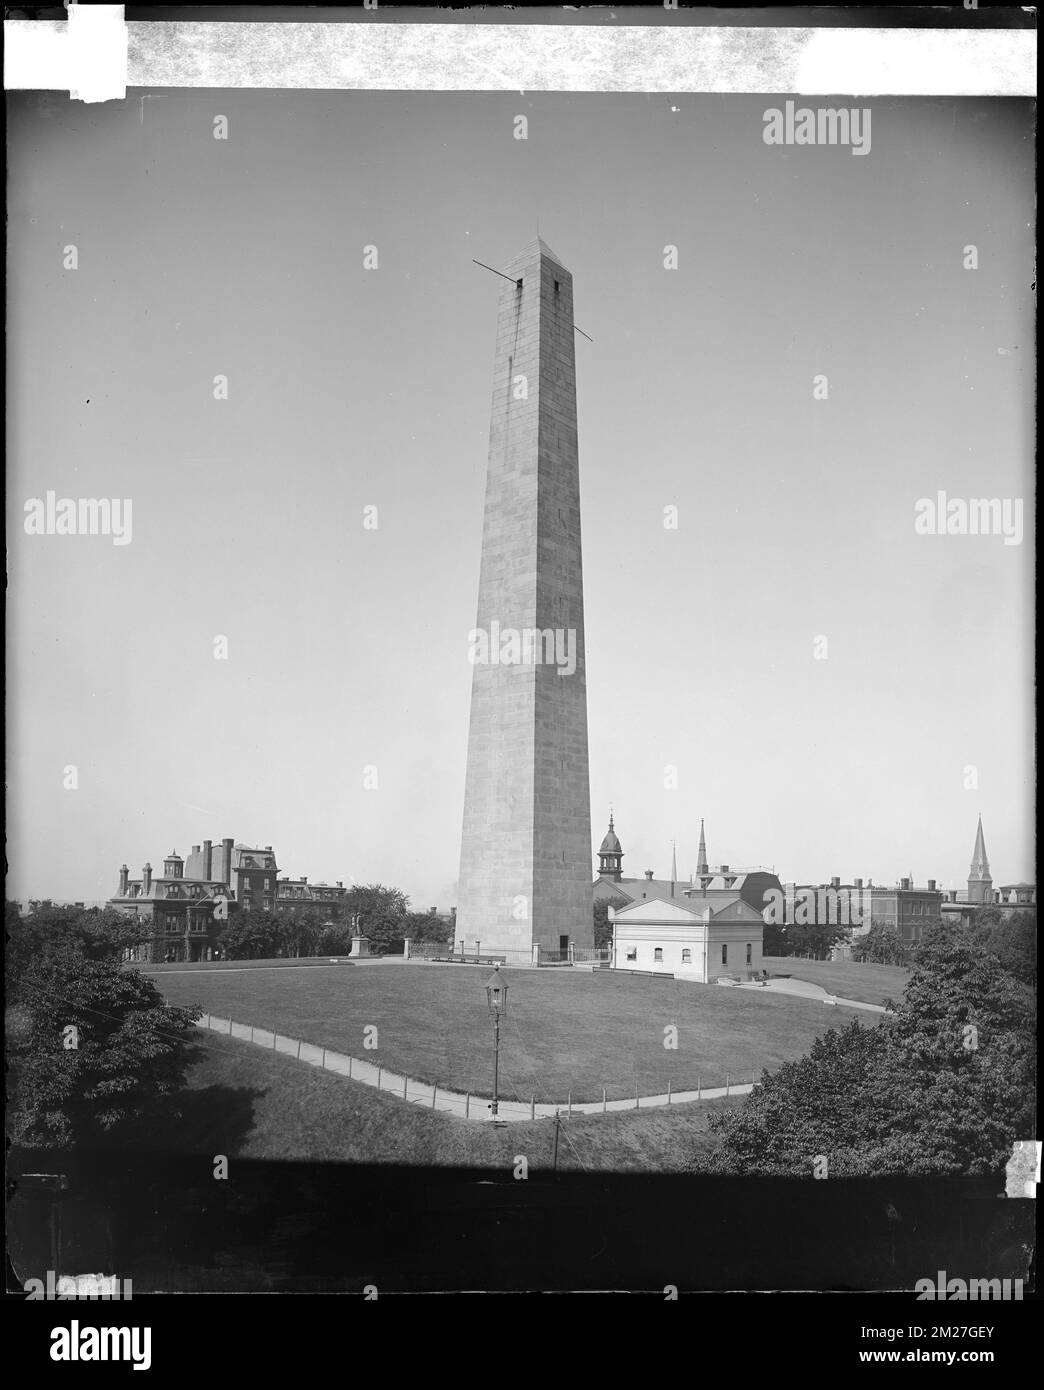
[484,965,509,1124]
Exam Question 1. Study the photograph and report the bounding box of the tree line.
[214,885,453,960]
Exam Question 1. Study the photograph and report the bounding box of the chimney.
[142,862,152,894]
[222,837,234,886]
[118,864,129,895]
[854,877,863,889]
[336,880,343,889]
[831,876,841,888]
[900,877,911,891]
[644,870,654,881]
[720,864,729,873]
[203,840,213,880]
[191,844,200,855]
[301,875,308,884]
[927,879,936,892]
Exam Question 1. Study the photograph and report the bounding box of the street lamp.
[484,965,509,1123]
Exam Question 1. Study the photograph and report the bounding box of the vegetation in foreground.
[693,923,1035,1178]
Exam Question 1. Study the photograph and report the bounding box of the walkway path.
[194,1013,755,1123]
[731,977,887,1013]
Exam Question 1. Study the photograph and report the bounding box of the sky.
[6,88,1035,908]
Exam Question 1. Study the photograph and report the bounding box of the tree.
[851,922,907,965]
[344,883,410,955]
[691,938,1034,1178]
[216,907,285,960]
[6,901,201,1151]
[593,894,629,950]
[763,917,848,960]
[404,908,452,945]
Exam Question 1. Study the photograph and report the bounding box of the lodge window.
[746,943,752,965]
[654,947,663,962]
[681,949,691,964]
[264,878,271,889]
[721,944,728,965]
[626,947,637,962]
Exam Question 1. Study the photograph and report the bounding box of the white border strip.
[4,19,1036,100]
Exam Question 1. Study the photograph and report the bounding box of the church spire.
[696,818,709,876]
[967,814,993,904]
[670,840,678,886]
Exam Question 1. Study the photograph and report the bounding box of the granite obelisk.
[456,238,593,958]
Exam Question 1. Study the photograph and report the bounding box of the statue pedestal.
[349,934,372,958]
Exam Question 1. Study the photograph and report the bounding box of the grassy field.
[143,1031,741,1172]
[148,961,878,1102]
[762,957,910,1006]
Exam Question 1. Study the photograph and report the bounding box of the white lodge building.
[609,892,765,982]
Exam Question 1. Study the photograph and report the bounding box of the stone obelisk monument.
[456,237,593,959]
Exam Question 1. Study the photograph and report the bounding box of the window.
[626,947,637,961]
[681,948,691,964]
[654,947,663,962]
[264,878,271,889]
[721,944,728,965]
[746,943,752,965]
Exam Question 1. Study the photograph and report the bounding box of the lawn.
[148,961,879,1103]
[144,1030,742,1172]
[762,957,910,1007]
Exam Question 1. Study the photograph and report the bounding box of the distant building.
[277,876,348,918]
[869,878,943,949]
[610,892,764,982]
[109,837,356,961]
[940,818,1033,925]
[108,845,234,963]
[593,814,782,917]
[996,882,1036,907]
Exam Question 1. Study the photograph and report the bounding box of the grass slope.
[147,1032,741,1172]
[149,961,877,1102]
[762,957,909,1006]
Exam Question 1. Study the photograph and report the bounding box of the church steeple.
[696,818,709,882]
[597,811,624,882]
[967,814,993,904]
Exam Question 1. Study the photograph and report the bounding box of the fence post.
[567,1091,572,1118]
[321,1047,326,1069]
[377,1065,382,1090]
[403,1075,408,1100]
[432,1082,437,1110]
[667,1079,672,1105]
[273,1031,277,1049]
[465,1091,470,1118]
[228,1018,233,1035]
[635,1080,639,1110]
[249,1025,255,1043]
[726,1073,730,1096]
[697,1075,701,1100]
[347,1054,352,1078]
[603,1087,607,1114]
[531,1095,535,1120]
[296,1039,301,1060]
